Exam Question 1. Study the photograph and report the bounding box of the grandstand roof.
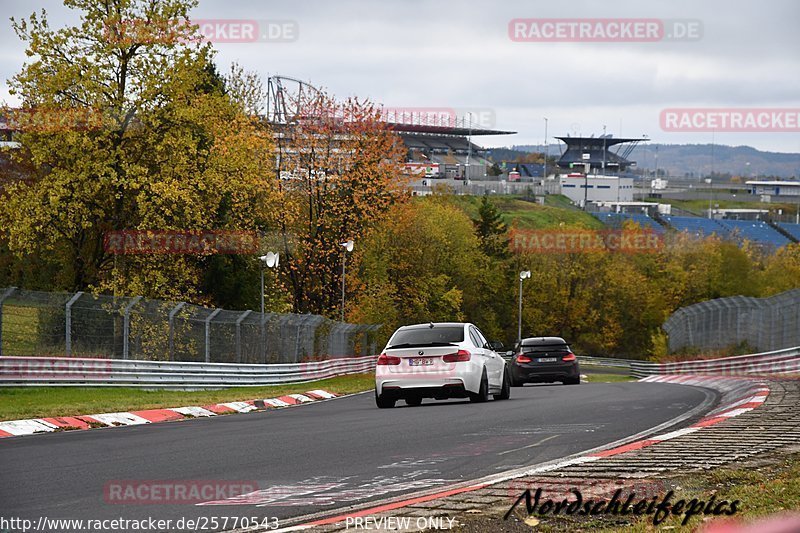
[386,122,515,136]
[556,135,647,172]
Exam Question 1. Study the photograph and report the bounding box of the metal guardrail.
[577,356,633,369]
[0,355,378,388]
[629,346,800,378]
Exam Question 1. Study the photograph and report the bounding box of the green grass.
[645,197,798,215]
[581,364,635,383]
[441,194,602,230]
[3,305,40,355]
[0,373,375,421]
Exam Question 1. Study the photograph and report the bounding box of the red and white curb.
[268,375,771,532]
[590,375,770,457]
[0,389,338,439]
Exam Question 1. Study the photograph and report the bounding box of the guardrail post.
[235,310,252,363]
[122,296,142,360]
[0,287,17,357]
[260,313,270,363]
[205,308,222,363]
[65,291,84,357]
[168,302,186,361]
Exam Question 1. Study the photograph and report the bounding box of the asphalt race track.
[0,382,710,531]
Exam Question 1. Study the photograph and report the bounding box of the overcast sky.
[2,0,799,153]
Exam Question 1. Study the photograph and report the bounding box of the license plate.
[538,357,558,363]
[409,358,434,366]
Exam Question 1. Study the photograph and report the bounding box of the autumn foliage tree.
[1,0,276,301]
[273,91,409,316]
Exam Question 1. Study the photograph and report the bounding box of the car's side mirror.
[485,341,504,351]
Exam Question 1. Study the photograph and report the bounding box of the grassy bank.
[0,373,375,421]
[581,363,636,383]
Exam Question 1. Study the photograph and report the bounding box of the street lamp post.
[518,270,531,344]
[340,240,354,322]
[543,117,548,179]
[466,112,472,180]
[258,252,280,315]
[602,124,607,176]
[705,178,713,219]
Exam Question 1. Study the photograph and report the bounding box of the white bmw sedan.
[374,322,511,408]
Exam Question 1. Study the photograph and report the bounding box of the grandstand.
[661,216,731,239]
[778,223,800,241]
[392,125,514,180]
[498,162,543,178]
[657,216,794,249]
[398,132,494,179]
[717,220,792,248]
[264,76,517,181]
[593,212,665,234]
[556,135,647,173]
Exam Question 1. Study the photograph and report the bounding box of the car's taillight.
[562,352,576,362]
[442,350,471,362]
[377,353,401,365]
[516,354,532,363]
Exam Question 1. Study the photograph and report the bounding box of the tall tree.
[1,0,276,300]
[475,195,510,259]
[274,91,408,317]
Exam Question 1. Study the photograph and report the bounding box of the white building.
[746,180,800,198]
[559,173,634,207]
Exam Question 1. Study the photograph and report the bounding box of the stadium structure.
[555,134,647,173]
[555,134,648,207]
[381,110,515,180]
[265,75,517,184]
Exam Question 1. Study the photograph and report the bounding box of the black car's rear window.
[388,326,464,348]
[521,344,571,353]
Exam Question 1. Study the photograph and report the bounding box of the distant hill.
[503,143,800,179]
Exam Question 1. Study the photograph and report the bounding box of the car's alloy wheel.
[494,367,511,400]
[375,389,396,408]
[469,370,490,403]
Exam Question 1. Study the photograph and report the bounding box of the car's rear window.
[388,326,464,347]
[521,344,571,353]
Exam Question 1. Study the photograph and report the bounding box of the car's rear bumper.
[377,381,469,400]
[511,362,580,383]
[376,363,481,396]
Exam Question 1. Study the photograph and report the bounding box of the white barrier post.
[205,309,222,363]
[235,310,252,363]
[65,292,84,357]
[168,302,186,361]
[122,296,142,360]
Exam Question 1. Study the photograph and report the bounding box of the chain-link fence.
[0,287,381,363]
[662,288,800,353]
